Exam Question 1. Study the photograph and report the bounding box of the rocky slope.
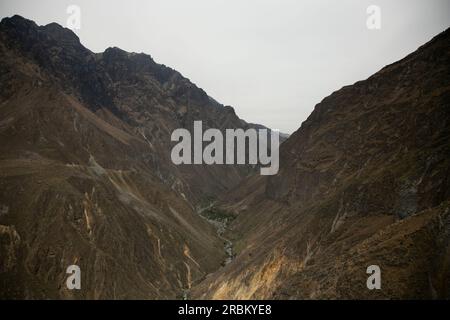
[192,28,450,299]
[0,15,272,299]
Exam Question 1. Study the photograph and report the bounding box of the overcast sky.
[1,0,449,133]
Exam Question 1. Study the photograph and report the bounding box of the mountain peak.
[0,14,84,54]
[0,14,36,28]
[41,21,80,45]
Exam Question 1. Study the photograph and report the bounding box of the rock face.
[191,28,450,299]
[0,15,269,299]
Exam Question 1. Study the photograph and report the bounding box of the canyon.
[0,15,449,299]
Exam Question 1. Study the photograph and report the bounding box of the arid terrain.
[0,15,449,299]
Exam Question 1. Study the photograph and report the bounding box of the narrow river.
[182,202,235,300]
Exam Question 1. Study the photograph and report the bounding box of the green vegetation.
[200,206,236,223]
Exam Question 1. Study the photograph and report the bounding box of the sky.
[1,0,449,133]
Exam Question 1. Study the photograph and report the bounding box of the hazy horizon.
[1,0,449,133]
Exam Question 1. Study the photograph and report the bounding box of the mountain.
[191,28,450,299]
[1,15,449,300]
[0,15,275,299]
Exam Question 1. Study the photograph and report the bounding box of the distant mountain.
[0,15,275,299]
[192,28,450,299]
